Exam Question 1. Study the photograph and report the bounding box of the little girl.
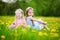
[9,9,26,28]
[26,7,49,30]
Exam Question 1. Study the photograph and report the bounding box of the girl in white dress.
[26,7,49,30]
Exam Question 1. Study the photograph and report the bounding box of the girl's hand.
[22,20,27,28]
[37,19,47,25]
[9,22,16,28]
[43,22,47,25]
[28,16,35,21]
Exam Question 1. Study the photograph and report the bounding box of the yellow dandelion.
[6,23,10,27]
[6,22,8,25]
[0,20,4,24]
[1,35,5,39]
[26,25,30,29]
[38,32,43,36]
[32,30,36,33]
[53,33,59,37]
[43,33,48,36]
[1,22,4,24]
[51,33,59,37]
[51,28,56,32]
[43,28,46,31]
[8,21,11,24]
[22,29,26,33]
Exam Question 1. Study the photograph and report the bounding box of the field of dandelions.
[0,16,60,40]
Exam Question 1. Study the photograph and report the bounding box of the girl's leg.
[44,25,50,31]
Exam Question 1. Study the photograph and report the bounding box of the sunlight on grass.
[0,16,60,40]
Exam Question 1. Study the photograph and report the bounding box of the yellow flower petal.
[38,32,43,36]
[1,35,5,39]
[51,29,56,32]
[43,33,48,36]
[53,33,59,37]
[26,25,30,29]
[22,29,26,33]
[32,30,36,33]
[1,22,4,24]
[51,33,59,37]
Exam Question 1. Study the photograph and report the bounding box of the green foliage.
[0,0,60,16]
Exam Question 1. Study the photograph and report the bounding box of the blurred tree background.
[0,0,60,16]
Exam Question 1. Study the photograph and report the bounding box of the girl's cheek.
[28,13,31,15]
[20,14,22,17]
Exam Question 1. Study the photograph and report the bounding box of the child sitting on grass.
[26,7,49,30]
[9,9,26,28]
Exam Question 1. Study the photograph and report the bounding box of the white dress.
[26,17,44,30]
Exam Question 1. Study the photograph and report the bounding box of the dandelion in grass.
[6,23,9,26]
[50,33,59,37]
[53,33,59,37]
[22,29,26,33]
[51,28,57,32]
[0,20,4,24]
[43,28,46,31]
[1,22,4,24]
[32,30,36,33]
[1,35,5,40]
[8,21,11,24]
[38,32,43,36]
[26,25,30,29]
[43,32,48,36]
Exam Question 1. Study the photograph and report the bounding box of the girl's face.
[16,11,23,19]
[28,9,34,16]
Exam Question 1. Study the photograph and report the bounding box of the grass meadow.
[0,16,60,40]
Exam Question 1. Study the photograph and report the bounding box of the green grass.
[0,16,60,40]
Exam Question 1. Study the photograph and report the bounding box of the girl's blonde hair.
[26,7,33,17]
[15,9,24,19]
[15,9,23,15]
